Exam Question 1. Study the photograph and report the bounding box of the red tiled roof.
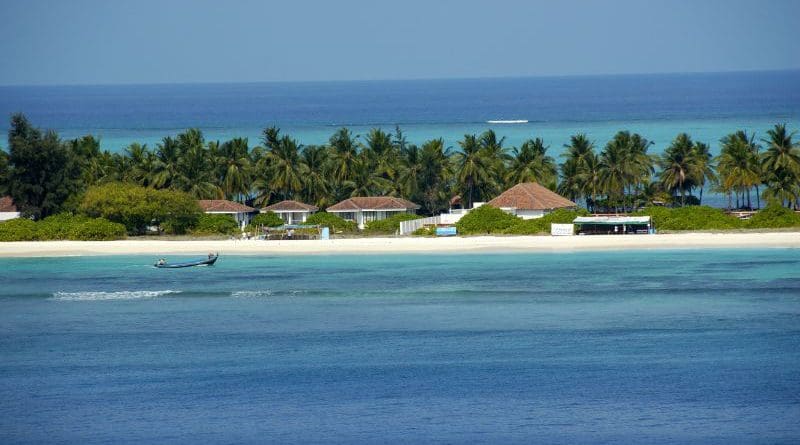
[197,200,256,213]
[0,196,17,213]
[262,200,318,212]
[487,183,576,210]
[327,196,420,212]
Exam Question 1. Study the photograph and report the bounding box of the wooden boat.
[154,254,218,268]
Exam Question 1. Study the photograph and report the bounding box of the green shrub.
[80,183,201,234]
[505,208,589,235]
[364,213,421,234]
[455,205,521,234]
[250,211,284,227]
[0,214,125,241]
[69,218,126,240]
[305,212,357,232]
[191,213,240,235]
[633,206,742,231]
[0,218,38,241]
[412,226,437,236]
[746,203,800,229]
[36,213,90,240]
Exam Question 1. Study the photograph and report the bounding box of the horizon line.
[1,68,798,89]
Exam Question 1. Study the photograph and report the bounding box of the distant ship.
[486,119,528,124]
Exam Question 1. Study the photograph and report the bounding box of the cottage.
[327,196,420,229]
[487,182,576,219]
[197,199,257,229]
[0,196,20,221]
[262,200,319,225]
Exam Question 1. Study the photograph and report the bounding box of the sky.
[0,0,798,85]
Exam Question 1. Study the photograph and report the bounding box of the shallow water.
[1,249,799,444]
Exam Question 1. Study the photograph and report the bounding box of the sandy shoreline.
[0,232,798,257]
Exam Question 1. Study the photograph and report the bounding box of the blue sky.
[1,0,798,85]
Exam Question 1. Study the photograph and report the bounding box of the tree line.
[1,113,798,220]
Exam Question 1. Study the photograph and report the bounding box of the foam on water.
[50,290,181,301]
[230,290,273,298]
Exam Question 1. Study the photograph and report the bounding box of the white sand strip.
[0,232,798,257]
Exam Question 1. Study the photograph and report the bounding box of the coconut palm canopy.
[3,114,799,220]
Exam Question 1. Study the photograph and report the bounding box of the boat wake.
[486,119,528,124]
[51,290,182,301]
[230,290,274,298]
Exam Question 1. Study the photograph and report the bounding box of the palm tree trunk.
[699,180,704,205]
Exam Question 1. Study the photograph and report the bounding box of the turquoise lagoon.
[1,249,799,443]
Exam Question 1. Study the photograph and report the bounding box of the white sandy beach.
[0,232,798,257]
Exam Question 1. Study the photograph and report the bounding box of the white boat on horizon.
[486,119,529,124]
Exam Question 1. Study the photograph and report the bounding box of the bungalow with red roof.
[326,196,420,229]
[0,196,20,221]
[487,182,576,219]
[197,199,257,229]
[261,200,319,225]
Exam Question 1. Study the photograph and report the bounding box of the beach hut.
[487,182,576,219]
[197,199,257,229]
[261,200,319,225]
[573,216,652,235]
[327,196,420,229]
[0,196,20,221]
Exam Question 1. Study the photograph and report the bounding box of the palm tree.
[125,143,156,186]
[580,152,603,212]
[174,130,221,199]
[328,128,359,183]
[417,138,453,215]
[478,130,510,198]
[299,145,330,208]
[557,158,582,204]
[456,134,494,208]
[362,128,398,182]
[658,133,697,206]
[761,124,800,208]
[692,142,716,206]
[506,138,557,188]
[265,135,305,202]
[717,131,761,209]
[598,135,630,211]
[346,154,393,197]
[397,144,423,201]
[559,134,596,208]
[217,137,251,202]
[151,136,181,189]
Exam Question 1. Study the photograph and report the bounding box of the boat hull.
[154,256,218,268]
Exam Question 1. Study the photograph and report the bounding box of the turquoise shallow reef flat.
[1,249,799,444]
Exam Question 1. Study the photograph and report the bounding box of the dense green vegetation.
[363,213,421,234]
[633,206,742,231]
[191,214,239,235]
[249,211,284,228]
[505,209,590,235]
[0,114,798,239]
[455,205,522,234]
[0,214,126,241]
[304,212,357,233]
[80,183,200,234]
[454,206,590,235]
[744,203,800,228]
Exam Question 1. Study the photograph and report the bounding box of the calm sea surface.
[1,249,799,444]
[1,71,799,154]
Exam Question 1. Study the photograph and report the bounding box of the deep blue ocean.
[1,249,799,444]
[1,71,799,156]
